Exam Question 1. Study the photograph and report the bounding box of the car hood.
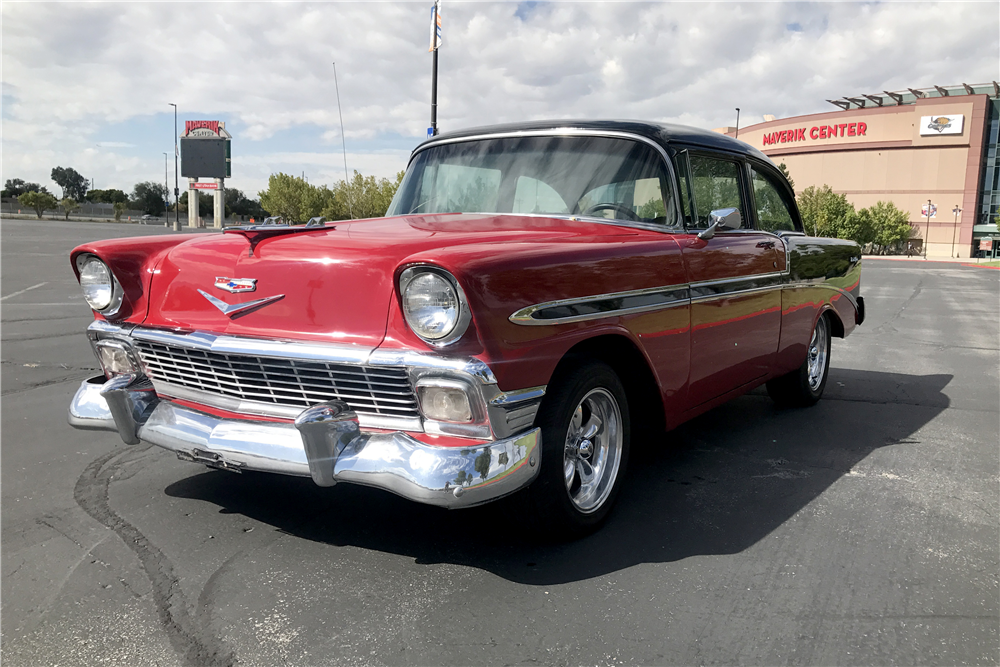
[142,213,638,347]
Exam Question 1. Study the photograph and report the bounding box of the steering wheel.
[581,202,640,221]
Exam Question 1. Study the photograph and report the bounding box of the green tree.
[113,201,126,222]
[85,188,128,204]
[777,163,795,192]
[178,190,214,213]
[19,191,58,218]
[51,166,89,201]
[131,181,168,216]
[59,198,80,220]
[322,170,405,220]
[259,173,328,223]
[863,201,912,252]
[797,185,854,237]
[3,178,50,199]
[225,188,268,219]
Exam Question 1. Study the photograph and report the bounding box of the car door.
[675,151,783,409]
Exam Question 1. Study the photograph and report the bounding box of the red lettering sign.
[185,120,220,136]
[858,122,867,136]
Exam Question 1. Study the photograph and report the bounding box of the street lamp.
[735,108,741,139]
[923,199,933,259]
[951,205,962,258]
[163,152,169,226]
[169,103,179,231]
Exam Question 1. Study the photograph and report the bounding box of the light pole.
[169,103,179,231]
[951,205,962,257]
[923,199,933,259]
[163,152,169,226]
[735,108,741,139]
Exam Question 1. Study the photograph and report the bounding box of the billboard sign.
[181,138,227,179]
[920,115,964,136]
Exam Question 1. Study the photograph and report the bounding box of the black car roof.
[418,119,772,164]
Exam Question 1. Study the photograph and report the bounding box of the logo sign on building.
[921,203,937,218]
[920,114,964,136]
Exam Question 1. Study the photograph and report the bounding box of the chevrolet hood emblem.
[197,290,285,319]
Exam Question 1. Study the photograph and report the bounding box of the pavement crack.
[74,446,236,667]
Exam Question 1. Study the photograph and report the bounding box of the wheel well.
[545,334,666,439]
[824,308,846,338]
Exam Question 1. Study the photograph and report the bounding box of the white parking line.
[0,282,48,301]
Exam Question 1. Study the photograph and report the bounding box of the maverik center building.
[725,83,1000,259]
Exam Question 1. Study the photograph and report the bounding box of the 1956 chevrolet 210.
[68,121,864,535]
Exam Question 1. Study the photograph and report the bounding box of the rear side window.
[688,155,745,228]
[750,166,797,232]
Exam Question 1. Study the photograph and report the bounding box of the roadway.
[2,219,997,666]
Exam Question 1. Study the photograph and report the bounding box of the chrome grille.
[135,340,419,419]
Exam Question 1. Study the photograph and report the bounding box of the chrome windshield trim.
[510,284,690,326]
[409,128,684,230]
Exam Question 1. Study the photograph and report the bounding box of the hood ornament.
[198,289,284,319]
[215,277,257,293]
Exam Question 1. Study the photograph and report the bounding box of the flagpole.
[430,0,439,136]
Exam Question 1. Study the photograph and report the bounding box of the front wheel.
[529,361,630,538]
[767,313,832,407]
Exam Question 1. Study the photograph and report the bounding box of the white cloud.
[2,1,997,199]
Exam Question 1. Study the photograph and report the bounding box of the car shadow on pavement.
[164,369,952,585]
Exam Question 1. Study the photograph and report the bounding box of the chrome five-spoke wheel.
[530,360,631,537]
[766,312,832,407]
[562,388,624,514]
[806,315,829,391]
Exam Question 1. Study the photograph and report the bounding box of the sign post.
[951,205,962,257]
[921,200,936,259]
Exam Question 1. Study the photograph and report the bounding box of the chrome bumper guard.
[69,375,541,509]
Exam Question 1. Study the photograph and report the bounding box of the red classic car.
[68,121,864,535]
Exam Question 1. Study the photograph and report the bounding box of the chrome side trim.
[509,284,690,326]
[489,386,546,407]
[689,271,786,302]
[412,128,684,228]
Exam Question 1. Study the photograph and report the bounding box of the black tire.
[528,360,630,538]
[767,312,832,407]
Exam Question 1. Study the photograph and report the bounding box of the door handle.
[756,240,775,249]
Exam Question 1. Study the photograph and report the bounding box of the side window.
[750,166,797,232]
[513,176,569,214]
[688,155,744,229]
[577,177,676,226]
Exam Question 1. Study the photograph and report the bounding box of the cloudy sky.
[2,1,997,201]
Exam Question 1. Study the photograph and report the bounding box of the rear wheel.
[529,361,630,538]
[767,313,831,407]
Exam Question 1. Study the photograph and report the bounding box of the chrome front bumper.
[69,375,541,509]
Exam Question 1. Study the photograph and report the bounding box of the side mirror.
[697,207,742,240]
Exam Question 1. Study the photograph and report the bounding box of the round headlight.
[402,271,460,341]
[79,256,114,311]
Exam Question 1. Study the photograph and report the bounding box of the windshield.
[387,135,676,226]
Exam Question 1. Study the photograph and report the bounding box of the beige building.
[724,84,999,258]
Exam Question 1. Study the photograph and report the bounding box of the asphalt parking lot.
[2,218,998,666]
